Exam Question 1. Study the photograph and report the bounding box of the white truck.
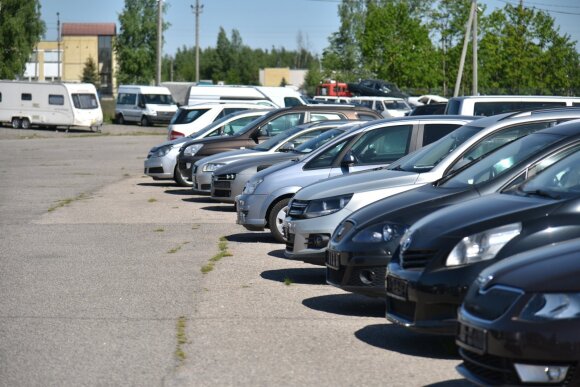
[185,85,306,108]
[0,81,103,131]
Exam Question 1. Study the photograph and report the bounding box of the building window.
[49,94,65,105]
[98,36,113,96]
[22,93,32,101]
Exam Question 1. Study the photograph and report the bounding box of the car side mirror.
[341,152,356,167]
[279,143,295,152]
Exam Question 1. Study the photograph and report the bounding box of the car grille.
[287,199,308,218]
[213,180,231,189]
[386,297,416,322]
[158,111,174,118]
[147,167,164,174]
[213,190,230,198]
[401,249,437,270]
[463,286,522,321]
[332,220,355,243]
[201,184,211,191]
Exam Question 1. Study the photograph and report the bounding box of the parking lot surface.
[0,125,471,386]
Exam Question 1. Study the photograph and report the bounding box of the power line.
[498,0,580,16]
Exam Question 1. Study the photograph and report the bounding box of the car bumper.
[456,307,580,385]
[193,170,213,193]
[147,114,173,125]
[177,155,204,183]
[236,193,268,231]
[284,210,352,265]
[211,177,246,204]
[144,154,176,179]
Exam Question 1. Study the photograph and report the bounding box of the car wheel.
[140,116,150,127]
[11,117,21,129]
[116,114,125,125]
[174,164,193,187]
[21,118,31,129]
[268,198,290,243]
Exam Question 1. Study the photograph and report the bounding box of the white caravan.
[186,85,307,108]
[0,81,103,130]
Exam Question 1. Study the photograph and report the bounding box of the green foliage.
[0,0,45,79]
[81,57,100,86]
[115,0,168,84]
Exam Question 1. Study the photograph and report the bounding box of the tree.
[115,0,167,84]
[0,0,45,79]
[81,57,100,86]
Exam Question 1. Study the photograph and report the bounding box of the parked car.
[325,115,580,297]
[445,95,580,117]
[285,109,578,265]
[210,126,354,205]
[236,115,475,242]
[166,102,272,140]
[350,96,412,117]
[385,148,580,335]
[407,103,446,116]
[176,105,382,187]
[347,79,408,99]
[144,110,271,185]
[115,85,178,127]
[192,120,353,194]
[456,238,580,386]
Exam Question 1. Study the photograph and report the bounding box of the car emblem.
[401,236,412,253]
[477,274,494,292]
[383,225,394,241]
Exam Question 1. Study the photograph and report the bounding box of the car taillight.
[169,130,184,140]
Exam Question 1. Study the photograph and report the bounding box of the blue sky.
[39,0,580,56]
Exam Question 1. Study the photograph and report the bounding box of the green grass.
[47,193,88,212]
[201,236,232,274]
[148,198,157,203]
[175,316,188,365]
[284,277,294,286]
[154,228,164,232]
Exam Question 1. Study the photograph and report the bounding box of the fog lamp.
[514,363,569,384]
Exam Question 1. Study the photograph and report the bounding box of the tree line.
[1,0,579,97]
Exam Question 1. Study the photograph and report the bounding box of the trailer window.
[49,94,65,105]
[22,93,32,101]
[72,94,98,109]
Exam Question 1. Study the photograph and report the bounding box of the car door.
[327,124,414,177]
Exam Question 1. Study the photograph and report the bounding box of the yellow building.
[259,67,307,89]
[25,23,117,96]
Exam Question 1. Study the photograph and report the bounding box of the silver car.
[284,108,580,264]
[192,120,353,194]
[144,110,270,185]
[236,116,475,242]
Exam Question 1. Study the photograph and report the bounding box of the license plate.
[186,163,191,169]
[386,275,408,300]
[457,323,487,354]
[326,250,341,270]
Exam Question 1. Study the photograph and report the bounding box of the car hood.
[151,136,190,151]
[194,148,262,166]
[294,168,419,200]
[215,152,302,175]
[408,192,560,247]
[478,238,580,292]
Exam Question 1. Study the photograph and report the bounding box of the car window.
[310,113,344,122]
[284,129,327,149]
[260,113,304,137]
[295,128,346,154]
[171,108,209,125]
[473,101,566,116]
[526,143,580,180]
[422,123,463,146]
[350,125,412,164]
[305,138,349,169]
[449,121,558,172]
[208,115,259,137]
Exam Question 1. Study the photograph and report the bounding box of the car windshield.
[513,150,580,200]
[253,124,310,151]
[390,125,482,173]
[143,94,175,105]
[294,128,346,154]
[441,133,562,188]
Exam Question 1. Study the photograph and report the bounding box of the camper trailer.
[0,81,103,131]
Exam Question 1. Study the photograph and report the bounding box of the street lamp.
[191,1,203,83]
[57,12,61,81]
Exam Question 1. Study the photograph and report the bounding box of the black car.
[327,118,580,298]
[175,105,381,183]
[407,103,447,116]
[385,149,580,335]
[347,79,409,99]
[456,238,580,386]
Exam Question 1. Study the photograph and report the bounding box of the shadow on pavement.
[180,196,214,203]
[424,380,473,387]
[138,182,176,188]
[355,324,460,360]
[164,188,197,195]
[201,205,235,212]
[225,232,276,243]
[261,267,326,285]
[302,293,385,317]
[267,249,286,259]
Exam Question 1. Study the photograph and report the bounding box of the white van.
[446,95,580,116]
[186,85,306,108]
[350,96,412,117]
[115,85,178,126]
[0,81,103,130]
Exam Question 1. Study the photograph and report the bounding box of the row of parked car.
[144,98,580,386]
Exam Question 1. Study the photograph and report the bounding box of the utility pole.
[472,0,478,96]
[156,0,163,85]
[191,1,203,83]
[453,0,476,97]
[57,12,61,81]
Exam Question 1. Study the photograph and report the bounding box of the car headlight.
[242,178,263,194]
[202,163,226,172]
[303,194,353,218]
[183,144,203,157]
[446,223,522,266]
[151,145,172,158]
[352,223,407,243]
[520,293,580,321]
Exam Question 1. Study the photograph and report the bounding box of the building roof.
[61,23,116,37]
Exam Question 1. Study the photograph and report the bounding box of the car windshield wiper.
[520,188,561,200]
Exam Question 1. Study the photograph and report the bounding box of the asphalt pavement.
[0,124,472,386]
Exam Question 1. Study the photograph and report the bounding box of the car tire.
[11,117,21,129]
[21,118,31,129]
[116,114,125,125]
[268,198,290,243]
[174,164,193,187]
[140,116,150,127]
